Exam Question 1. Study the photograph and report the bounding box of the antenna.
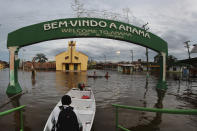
[142,22,149,31]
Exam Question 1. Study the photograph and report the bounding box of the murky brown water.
[0,69,197,131]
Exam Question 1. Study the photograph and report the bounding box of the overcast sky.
[0,0,197,62]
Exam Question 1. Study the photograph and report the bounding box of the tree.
[34,53,48,63]
[167,55,177,66]
[154,54,177,63]
[154,54,161,63]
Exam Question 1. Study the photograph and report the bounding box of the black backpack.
[55,106,79,131]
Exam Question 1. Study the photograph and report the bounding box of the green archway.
[6,18,168,94]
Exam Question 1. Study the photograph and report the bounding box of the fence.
[112,104,197,131]
[0,105,26,131]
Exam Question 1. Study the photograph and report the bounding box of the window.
[173,67,176,71]
[65,56,69,60]
[74,56,79,60]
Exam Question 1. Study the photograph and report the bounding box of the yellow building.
[55,41,88,71]
[0,61,7,69]
[0,63,4,69]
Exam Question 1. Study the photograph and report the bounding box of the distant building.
[143,65,160,72]
[23,61,56,70]
[177,57,197,67]
[167,65,182,73]
[55,41,88,71]
[118,64,135,74]
[0,60,8,69]
[132,59,143,71]
[173,57,197,76]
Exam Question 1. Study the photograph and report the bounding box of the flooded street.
[0,69,197,131]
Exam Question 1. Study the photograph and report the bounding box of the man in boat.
[78,83,86,91]
[51,95,82,131]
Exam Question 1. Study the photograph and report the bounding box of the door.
[74,64,78,71]
[65,64,69,70]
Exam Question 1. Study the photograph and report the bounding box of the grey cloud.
[1,0,197,62]
[161,30,197,59]
[0,50,9,62]
[162,30,189,50]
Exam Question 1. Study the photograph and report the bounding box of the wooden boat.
[87,75,103,78]
[87,75,110,78]
[44,88,96,131]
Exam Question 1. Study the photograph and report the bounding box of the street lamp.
[116,50,133,63]
[116,51,120,54]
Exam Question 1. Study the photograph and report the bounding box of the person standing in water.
[93,71,96,76]
[105,72,109,77]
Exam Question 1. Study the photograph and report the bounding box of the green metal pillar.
[157,52,167,89]
[7,47,22,95]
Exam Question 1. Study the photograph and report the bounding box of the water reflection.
[138,77,149,123]
[129,88,166,131]
[31,73,36,86]
[0,70,196,131]
[6,93,31,131]
[55,72,87,91]
[8,94,22,131]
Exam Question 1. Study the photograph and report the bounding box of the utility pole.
[184,41,191,59]
[123,8,130,23]
[103,54,106,69]
[142,23,149,74]
[130,50,133,63]
[184,41,191,80]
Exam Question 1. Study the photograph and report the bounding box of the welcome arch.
[7,18,168,94]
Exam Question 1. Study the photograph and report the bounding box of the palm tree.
[34,53,48,63]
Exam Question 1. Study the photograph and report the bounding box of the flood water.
[0,69,197,131]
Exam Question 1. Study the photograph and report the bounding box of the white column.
[8,46,18,86]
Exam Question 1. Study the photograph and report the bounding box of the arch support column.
[6,46,22,95]
[157,52,167,89]
[161,52,166,82]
